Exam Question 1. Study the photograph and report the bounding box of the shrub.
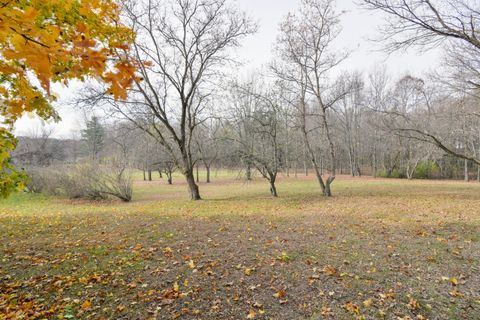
[377,168,403,178]
[414,161,440,179]
[26,162,133,202]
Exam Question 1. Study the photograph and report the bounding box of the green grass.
[1,174,480,319]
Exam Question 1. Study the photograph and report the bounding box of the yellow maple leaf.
[81,299,92,310]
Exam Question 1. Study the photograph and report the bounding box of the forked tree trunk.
[303,130,330,196]
[270,181,278,197]
[324,176,335,197]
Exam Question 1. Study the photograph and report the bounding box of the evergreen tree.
[81,117,105,161]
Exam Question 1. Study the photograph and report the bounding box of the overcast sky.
[14,0,441,138]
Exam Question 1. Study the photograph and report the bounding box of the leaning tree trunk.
[302,127,327,195]
[185,169,201,200]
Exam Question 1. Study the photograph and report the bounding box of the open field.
[1,173,480,319]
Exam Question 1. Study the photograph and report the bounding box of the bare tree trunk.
[148,169,152,181]
[320,111,336,196]
[186,169,201,200]
[206,165,211,183]
[324,176,334,197]
[143,169,146,181]
[196,165,199,183]
[348,146,355,177]
[167,170,173,185]
[158,170,163,178]
[464,159,469,182]
[303,142,309,176]
[294,159,298,178]
[303,132,328,194]
[246,162,252,181]
[270,180,278,197]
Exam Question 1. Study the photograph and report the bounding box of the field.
[1,172,480,319]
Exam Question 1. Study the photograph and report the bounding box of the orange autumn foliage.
[0,0,137,197]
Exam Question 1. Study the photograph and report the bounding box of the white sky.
[14,0,441,138]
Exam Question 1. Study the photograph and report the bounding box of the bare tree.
[226,78,285,197]
[194,118,221,183]
[273,0,349,196]
[225,78,258,181]
[84,0,256,200]
[361,0,480,165]
[334,72,364,177]
[13,126,65,167]
[361,0,480,51]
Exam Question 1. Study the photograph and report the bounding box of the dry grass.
[1,173,480,319]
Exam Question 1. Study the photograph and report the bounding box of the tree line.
[10,0,480,201]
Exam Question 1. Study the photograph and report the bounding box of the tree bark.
[206,165,211,183]
[270,181,278,197]
[185,169,201,200]
[324,176,335,197]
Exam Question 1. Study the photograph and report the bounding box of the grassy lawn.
[1,173,480,319]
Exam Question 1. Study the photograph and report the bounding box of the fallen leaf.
[81,299,92,310]
[273,289,286,298]
[363,298,373,308]
[343,302,360,315]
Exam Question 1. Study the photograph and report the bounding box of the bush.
[414,161,440,179]
[377,168,403,178]
[26,162,133,202]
